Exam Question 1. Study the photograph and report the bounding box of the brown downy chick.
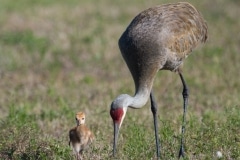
[69,112,94,160]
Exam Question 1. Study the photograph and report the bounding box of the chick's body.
[69,112,94,160]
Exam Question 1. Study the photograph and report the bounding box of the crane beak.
[110,106,127,156]
[113,121,119,156]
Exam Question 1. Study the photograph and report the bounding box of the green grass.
[0,0,240,159]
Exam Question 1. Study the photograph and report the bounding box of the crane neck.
[129,87,150,109]
[112,85,152,110]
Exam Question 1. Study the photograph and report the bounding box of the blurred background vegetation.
[0,0,239,159]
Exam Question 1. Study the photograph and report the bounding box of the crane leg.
[150,91,160,159]
[178,73,189,159]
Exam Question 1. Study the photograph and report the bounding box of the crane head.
[110,94,129,156]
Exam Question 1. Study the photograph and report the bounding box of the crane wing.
[164,3,208,59]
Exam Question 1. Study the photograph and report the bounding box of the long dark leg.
[150,91,160,159]
[178,73,189,159]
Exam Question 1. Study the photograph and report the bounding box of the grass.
[0,0,240,159]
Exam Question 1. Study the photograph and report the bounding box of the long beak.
[113,122,119,157]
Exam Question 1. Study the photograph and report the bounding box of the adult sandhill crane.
[110,2,208,159]
[69,112,94,160]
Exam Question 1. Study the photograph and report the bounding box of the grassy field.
[0,0,239,159]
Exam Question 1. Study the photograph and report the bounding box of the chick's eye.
[75,118,78,121]
[82,118,84,120]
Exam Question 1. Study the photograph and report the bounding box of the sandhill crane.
[110,2,208,159]
[69,112,94,160]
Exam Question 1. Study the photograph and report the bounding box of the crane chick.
[69,112,94,160]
